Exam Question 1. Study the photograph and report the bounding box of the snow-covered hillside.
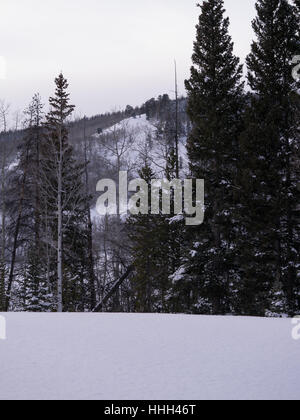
[0,314,299,400]
[92,114,188,178]
[93,114,157,141]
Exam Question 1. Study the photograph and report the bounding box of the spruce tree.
[184,0,245,314]
[41,74,90,312]
[127,165,172,312]
[237,0,300,316]
[4,95,45,311]
[19,95,50,310]
[23,249,53,312]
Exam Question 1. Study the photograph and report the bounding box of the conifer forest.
[0,0,299,318]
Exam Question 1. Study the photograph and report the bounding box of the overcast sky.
[0,0,257,118]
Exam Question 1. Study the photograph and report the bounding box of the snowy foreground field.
[0,313,299,400]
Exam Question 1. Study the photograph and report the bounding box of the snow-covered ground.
[0,313,299,400]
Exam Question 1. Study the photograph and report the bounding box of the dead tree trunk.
[93,265,134,312]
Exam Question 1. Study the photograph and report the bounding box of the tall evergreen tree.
[23,249,53,312]
[184,0,245,314]
[41,74,90,312]
[20,95,50,310]
[237,0,300,316]
[127,165,173,312]
[4,96,45,310]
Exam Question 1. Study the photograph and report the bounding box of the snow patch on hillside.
[94,114,156,140]
[92,114,188,178]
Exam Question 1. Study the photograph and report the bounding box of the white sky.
[0,0,257,118]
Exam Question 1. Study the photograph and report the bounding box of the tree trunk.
[93,265,134,313]
[57,130,63,313]
[0,149,7,310]
[83,117,96,310]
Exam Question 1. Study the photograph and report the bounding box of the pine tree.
[126,165,172,312]
[18,94,51,311]
[23,249,53,312]
[236,0,300,316]
[5,96,44,311]
[184,0,245,314]
[41,74,89,312]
